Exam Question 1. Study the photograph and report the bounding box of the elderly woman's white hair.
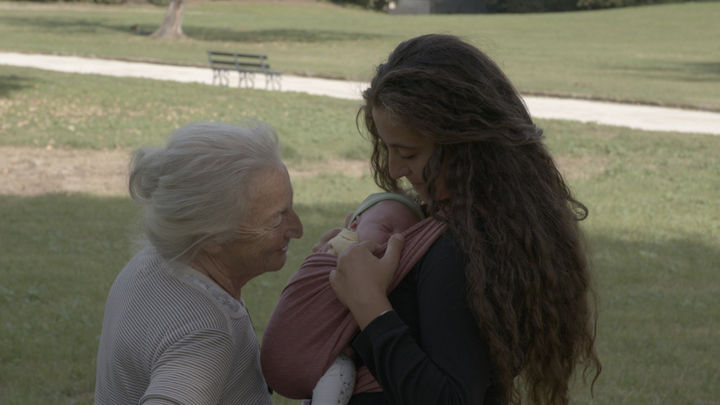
[129,121,282,263]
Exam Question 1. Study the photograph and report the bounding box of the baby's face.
[350,200,419,245]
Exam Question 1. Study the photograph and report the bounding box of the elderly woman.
[94,122,303,404]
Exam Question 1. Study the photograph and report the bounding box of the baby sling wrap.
[260,217,447,399]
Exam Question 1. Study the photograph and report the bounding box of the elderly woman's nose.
[286,209,303,238]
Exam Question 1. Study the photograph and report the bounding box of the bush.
[486,0,578,12]
[463,0,702,13]
[576,0,696,10]
[331,0,391,11]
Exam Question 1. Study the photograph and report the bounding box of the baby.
[311,192,424,405]
[325,192,424,255]
[261,191,447,402]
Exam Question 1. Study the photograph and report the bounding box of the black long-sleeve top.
[349,233,498,405]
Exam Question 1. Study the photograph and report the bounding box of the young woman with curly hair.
[328,34,601,405]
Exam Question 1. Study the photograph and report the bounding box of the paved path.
[2,52,719,135]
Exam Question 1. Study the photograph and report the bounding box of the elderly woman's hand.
[329,234,404,329]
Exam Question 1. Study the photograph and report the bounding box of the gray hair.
[129,121,282,263]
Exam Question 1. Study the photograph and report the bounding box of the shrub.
[331,0,391,11]
[576,0,697,10]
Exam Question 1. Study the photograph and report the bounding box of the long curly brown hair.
[360,34,601,404]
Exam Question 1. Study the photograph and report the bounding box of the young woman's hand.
[329,234,404,329]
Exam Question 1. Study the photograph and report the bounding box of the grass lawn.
[1,1,719,404]
[1,66,718,404]
[0,1,719,110]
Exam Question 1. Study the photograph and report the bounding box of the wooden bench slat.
[210,61,267,68]
[208,51,267,59]
[207,50,281,90]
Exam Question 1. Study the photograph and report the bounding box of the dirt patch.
[0,146,602,197]
[1,146,131,196]
[554,155,608,180]
[0,146,369,196]
[290,159,369,179]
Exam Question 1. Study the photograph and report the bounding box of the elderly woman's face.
[218,164,303,277]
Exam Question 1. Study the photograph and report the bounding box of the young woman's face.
[372,106,441,203]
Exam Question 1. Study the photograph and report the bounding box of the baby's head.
[348,193,424,245]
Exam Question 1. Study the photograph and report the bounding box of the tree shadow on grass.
[584,231,720,400]
[586,230,720,315]
[118,24,385,43]
[0,74,34,98]
[0,194,357,286]
[0,192,357,335]
[3,191,718,405]
[181,27,384,43]
[0,193,363,403]
[0,16,108,35]
[0,15,385,43]
[606,61,720,83]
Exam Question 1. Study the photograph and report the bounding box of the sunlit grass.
[0,1,718,109]
[0,65,368,166]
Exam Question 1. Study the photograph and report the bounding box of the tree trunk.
[151,0,187,39]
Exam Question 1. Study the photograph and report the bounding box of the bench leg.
[265,74,282,91]
[238,72,257,89]
[213,70,231,86]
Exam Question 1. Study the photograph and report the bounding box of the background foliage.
[485,0,707,12]
[5,0,713,12]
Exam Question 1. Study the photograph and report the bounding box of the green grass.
[1,64,719,404]
[0,65,368,163]
[0,1,719,109]
[1,2,719,404]
[0,194,138,404]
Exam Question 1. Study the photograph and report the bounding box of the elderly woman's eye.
[265,213,283,229]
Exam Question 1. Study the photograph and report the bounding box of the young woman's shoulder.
[416,232,466,283]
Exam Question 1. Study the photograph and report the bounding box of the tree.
[152,0,187,39]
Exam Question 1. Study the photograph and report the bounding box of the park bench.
[207,51,282,90]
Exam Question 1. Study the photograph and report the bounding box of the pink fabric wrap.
[260,217,447,399]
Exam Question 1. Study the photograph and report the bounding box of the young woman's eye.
[400,154,416,160]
